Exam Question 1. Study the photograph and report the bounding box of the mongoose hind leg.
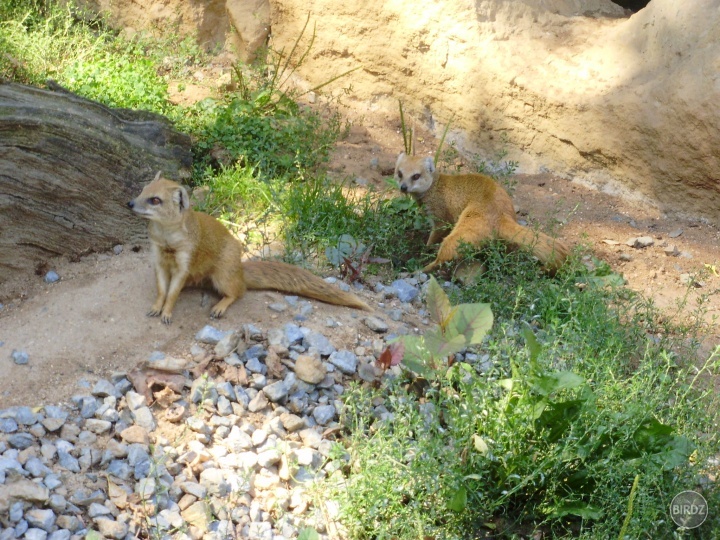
[423,211,493,273]
[209,267,247,319]
[426,226,451,246]
[496,215,570,272]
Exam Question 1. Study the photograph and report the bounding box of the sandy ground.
[1,86,719,409]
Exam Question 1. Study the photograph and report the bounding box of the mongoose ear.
[395,152,407,169]
[424,157,435,174]
[173,186,191,211]
[145,171,163,186]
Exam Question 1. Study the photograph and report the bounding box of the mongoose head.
[394,152,436,196]
[127,172,190,223]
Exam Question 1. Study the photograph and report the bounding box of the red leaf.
[376,347,392,370]
[376,342,405,371]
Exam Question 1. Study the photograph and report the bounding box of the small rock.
[663,245,680,257]
[11,349,29,365]
[328,350,358,375]
[113,244,123,255]
[0,418,18,433]
[269,302,288,313]
[312,405,336,425]
[303,332,335,356]
[626,236,654,248]
[214,331,240,358]
[294,355,326,384]
[120,425,149,445]
[280,413,305,432]
[199,468,230,497]
[391,279,419,302]
[668,229,683,238]
[25,509,56,532]
[94,518,128,540]
[263,380,289,402]
[44,271,60,283]
[298,428,322,449]
[248,391,269,413]
[83,419,112,435]
[363,316,389,333]
[618,252,633,262]
[195,325,228,345]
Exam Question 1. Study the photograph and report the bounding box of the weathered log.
[0,81,192,282]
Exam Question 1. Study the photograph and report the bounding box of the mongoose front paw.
[147,309,162,317]
[161,314,173,324]
[209,310,224,319]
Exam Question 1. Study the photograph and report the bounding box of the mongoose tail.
[497,215,570,272]
[243,260,372,311]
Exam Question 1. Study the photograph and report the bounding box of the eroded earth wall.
[80,0,720,219]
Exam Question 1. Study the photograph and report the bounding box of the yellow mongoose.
[128,173,370,323]
[395,152,570,273]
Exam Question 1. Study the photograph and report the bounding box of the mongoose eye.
[148,197,162,205]
[411,173,421,181]
[397,171,403,180]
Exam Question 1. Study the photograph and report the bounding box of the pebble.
[44,270,60,283]
[0,275,427,539]
[11,349,29,365]
[328,350,358,375]
[303,331,335,356]
[626,236,654,248]
[663,245,680,257]
[391,279,419,302]
[363,316,389,333]
[294,355,326,384]
[195,325,228,344]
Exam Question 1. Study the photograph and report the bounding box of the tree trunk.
[0,81,193,283]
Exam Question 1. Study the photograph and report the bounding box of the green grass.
[321,249,720,538]
[3,4,719,538]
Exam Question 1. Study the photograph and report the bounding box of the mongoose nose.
[127,201,135,209]
[400,184,408,193]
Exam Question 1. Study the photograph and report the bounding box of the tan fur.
[395,153,570,273]
[128,173,370,323]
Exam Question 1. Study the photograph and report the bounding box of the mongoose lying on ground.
[128,173,370,323]
[395,152,570,273]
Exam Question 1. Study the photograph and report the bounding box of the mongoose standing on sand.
[395,152,570,273]
[128,173,370,324]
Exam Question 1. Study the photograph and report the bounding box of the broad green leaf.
[548,502,602,520]
[426,276,453,325]
[535,399,585,443]
[447,486,467,512]
[521,322,542,364]
[473,434,489,455]
[655,435,695,470]
[424,328,468,359]
[586,272,626,288]
[533,371,585,396]
[397,336,434,378]
[446,302,493,345]
[297,528,320,540]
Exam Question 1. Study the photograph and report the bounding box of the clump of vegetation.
[327,260,719,538]
[2,4,718,538]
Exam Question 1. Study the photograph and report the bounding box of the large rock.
[0,82,192,282]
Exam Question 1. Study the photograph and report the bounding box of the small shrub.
[61,52,170,112]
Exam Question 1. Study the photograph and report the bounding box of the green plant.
[0,1,108,84]
[394,276,493,378]
[61,51,170,112]
[323,241,719,539]
[185,15,353,180]
[281,176,430,271]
